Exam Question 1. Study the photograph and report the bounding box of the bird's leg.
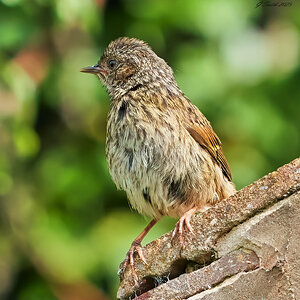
[172,207,198,249]
[123,219,158,284]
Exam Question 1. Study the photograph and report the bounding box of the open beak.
[80,64,107,75]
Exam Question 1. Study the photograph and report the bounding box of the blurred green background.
[0,0,299,299]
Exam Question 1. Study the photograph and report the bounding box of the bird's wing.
[186,120,232,182]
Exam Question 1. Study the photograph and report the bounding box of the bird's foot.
[122,240,147,286]
[119,219,157,286]
[172,208,197,249]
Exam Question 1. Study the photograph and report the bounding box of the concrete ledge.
[117,158,300,300]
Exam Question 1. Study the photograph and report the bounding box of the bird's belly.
[106,124,170,219]
[106,107,230,219]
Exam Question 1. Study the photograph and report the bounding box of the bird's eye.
[108,59,117,68]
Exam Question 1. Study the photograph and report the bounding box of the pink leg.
[172,207,198,249]
[122,219,158,285]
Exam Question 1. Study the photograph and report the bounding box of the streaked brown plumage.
[81,37,235,282]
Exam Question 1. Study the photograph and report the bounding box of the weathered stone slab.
[117,158,300,299]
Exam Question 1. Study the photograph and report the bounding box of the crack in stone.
[131,249,259,300]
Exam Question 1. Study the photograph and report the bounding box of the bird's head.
[81,37,175,98]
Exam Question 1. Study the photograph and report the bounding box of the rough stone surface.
[135,250,259,300]
[188,192,300,300]
[117,158,300,300]
[186,268,286,300]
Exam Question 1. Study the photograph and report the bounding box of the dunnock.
[81,37,235,281]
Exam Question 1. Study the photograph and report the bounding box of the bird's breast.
[106,100,164,183]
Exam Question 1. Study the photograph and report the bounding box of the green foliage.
[0,0,299,298]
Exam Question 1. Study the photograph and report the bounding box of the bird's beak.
[80,65,108,76]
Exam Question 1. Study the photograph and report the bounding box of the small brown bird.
[81,37,235,281]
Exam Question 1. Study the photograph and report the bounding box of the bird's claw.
[122,241,147,286]
[172,209,196,249]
